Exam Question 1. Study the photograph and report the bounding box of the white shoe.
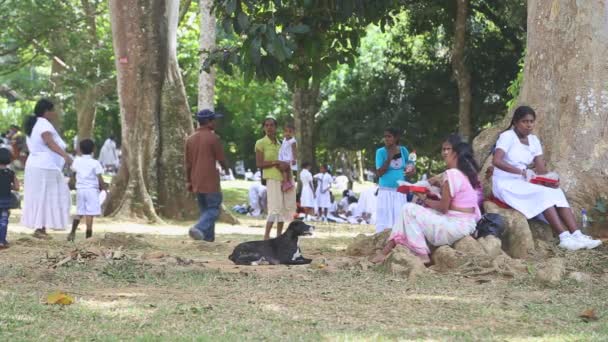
[572,231,603,249]
[558,234,586,251]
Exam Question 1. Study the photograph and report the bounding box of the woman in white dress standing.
[315,164,332,222]
[99,136,119,173]
[492,106,601,251]
[21,99,73,239]
[299,161,315,220]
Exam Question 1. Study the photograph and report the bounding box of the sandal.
[33,229,52,240]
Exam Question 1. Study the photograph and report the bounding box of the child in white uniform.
[315,165,332,222]
[278,124,297,192]
[68,139,106,241]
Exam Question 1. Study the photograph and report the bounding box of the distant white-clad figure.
[248,181,267,217]
[314,165,332,222]
[253,169,262,181]
[98,136,119,173]
[73,135,79,153]
[409,149,417,164]
[227,168,236,181]
[333,173,349,192]
[356,184,378,224]
[244,169,254,181]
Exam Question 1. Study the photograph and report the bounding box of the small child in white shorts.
[278,124,297,192]
[67,139,106,241]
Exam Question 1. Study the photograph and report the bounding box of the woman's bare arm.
[492,149,525,177]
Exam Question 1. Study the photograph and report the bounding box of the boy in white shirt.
[278,124,297,192]
[67,139,106,241]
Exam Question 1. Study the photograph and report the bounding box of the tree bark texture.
[452,0,473,142]
[157,0,197,219]
[475,0,608,212]
[293,84,320,168]
[518,0,608,209]
[198,0,216,111]
[107,0,164,221]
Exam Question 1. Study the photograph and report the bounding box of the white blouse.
[26,117,67,171]
[494,129,543,180]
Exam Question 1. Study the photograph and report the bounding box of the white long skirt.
[21,167,71,230]
[375,187,409,233]
[300,182,315,208]
[492,176,569,219]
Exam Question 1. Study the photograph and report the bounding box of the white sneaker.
[558,234,585,251]
[572,231,603,249]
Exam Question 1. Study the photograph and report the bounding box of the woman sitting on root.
[372,137,481,264]
[492,105,601,250]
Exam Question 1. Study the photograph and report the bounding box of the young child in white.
[68,139,106,241]
[278,123,298,192]
[315,164,332,222]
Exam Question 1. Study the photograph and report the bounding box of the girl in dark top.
[0,148,20,249]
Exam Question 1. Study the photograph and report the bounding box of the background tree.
[209,0,400,167]
[107,0,194,221]
[477,0,608,212]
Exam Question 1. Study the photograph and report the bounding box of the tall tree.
[209,0,399,166]
[198,0,216,110]
[107,0,194,220]
[451,0,472,141]
[517,0,608,209]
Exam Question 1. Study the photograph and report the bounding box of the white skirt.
[375,187,409,233]
[21,167,71,230]
[492,176,569,219]
[316,190,331,209]
[300,182,315,208]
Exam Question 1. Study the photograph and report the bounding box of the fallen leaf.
[142,251,167,260]
[46,291,75,305]
[580,309,598,322]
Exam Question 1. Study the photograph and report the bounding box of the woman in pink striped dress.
[372,137,481,264]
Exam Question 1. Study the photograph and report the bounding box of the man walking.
[186,109,227,242]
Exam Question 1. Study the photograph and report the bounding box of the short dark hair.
[198,118,213,126]
[0,148,11,165]
[302,161,311,169]
[79,139,95,155]
[285,123,295,130]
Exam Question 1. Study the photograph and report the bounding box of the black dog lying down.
[229,220,314,265]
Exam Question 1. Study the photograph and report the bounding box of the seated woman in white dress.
[492,106,601,251]
[372,139,482,264]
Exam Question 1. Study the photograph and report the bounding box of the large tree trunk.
[452,0,473,141]
[157,0,197,219]
[198,0,215,110]
[518,0,608,209]
[106,0,163,221]
[293,83,320,168]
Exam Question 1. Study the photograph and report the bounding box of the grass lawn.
[2,181,608,341]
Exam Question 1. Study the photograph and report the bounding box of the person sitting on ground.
[372,138,482,264]
[278,123,297,192]
[248,181,267,217]
[492,106,601,250]
[68,139,106,241]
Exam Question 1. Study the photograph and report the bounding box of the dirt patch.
[82,233,152,250]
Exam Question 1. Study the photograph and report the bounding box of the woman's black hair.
[453,142,480,188]
[262,117,277,128]
[0,148,11,165]
[302,161,311,169]
[25,98,54,137]
[507,105,536,130]
[445,133,463,149]
[384,127,401,143]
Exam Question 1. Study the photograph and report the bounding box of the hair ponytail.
[506,105,536,131]
[453,142,480,188]
[25,98,54,137]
